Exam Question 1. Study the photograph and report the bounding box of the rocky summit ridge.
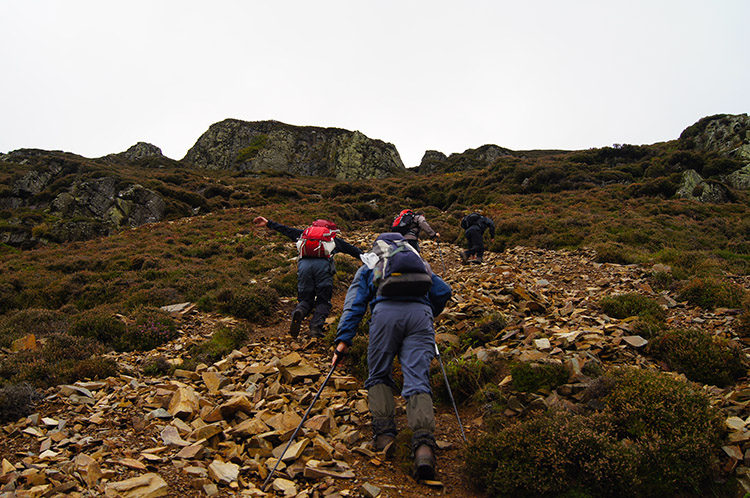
[1,227,750,497]
[182,119,405,180]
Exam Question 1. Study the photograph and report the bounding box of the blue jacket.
[334,265,452,346]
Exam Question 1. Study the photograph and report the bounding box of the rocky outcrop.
[1,161,166,247]
[103,142,164,163]
[679,114,750,160]
[416,150,448,173]
[726,164,750,190]
[52,178,165,228]
[676,169,732,203]
[182,119,405,180]
[417,144,513,174]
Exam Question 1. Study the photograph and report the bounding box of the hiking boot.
[289,309,303,338]
[309,326,324,338]
[413,444,436,481]
[373,434,395,457]
[460,250,469,264]
[471,256,483,264]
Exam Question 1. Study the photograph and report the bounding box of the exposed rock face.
[726,164,750,189]
[182,119,405,180]
[680,114,750,160]
[417,150,448,173]
[1,160,166,247]
[52,178,165,228]
[417,144,512,174]
[676,169,732,203]
[104,142,164,162]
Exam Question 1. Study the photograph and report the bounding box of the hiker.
[252,216,363,338]
[460,212,495,264]
[391,209,440,252]
[331,232,452,480]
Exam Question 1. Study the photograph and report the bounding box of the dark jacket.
[266,220,363,259]
[464,215,495,238]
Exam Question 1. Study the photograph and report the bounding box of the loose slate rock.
[104,473,169,498]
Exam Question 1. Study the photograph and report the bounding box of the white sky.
[1,1,747,168]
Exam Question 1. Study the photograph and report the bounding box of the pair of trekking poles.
[261,341,466,491]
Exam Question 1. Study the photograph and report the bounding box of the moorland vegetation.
[1,113,749,496]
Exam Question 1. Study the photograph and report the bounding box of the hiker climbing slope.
[460,212,495,264]
[253,216,363,338]
[391,209,440,253]
[332,232,452,481]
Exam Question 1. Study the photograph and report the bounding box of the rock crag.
[183,119,405,180]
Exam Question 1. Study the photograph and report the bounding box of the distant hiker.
[391,209,440,252]
[331,232,452,481]
[460,212,495,264]
[253,216,363,338]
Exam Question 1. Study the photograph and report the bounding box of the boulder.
[726,164,750,189]
[675,170,732,203]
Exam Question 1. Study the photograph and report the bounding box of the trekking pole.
[261,351,345,491]
[436,237,447,275]
[434,342,467,443]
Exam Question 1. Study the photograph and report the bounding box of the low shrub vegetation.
[465,368,726,497]
[0,382,41,423]
[676,277,748,309]
[0,309,69,348]
[511,361,569,394]
[118,308,179,351]
[431,352,501,404]
[186,324,251,366]
[599,293,666,322]
[0,333,116,388]
[647,328,747,386]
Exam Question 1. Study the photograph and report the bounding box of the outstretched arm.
[254,216,304,241]
[334,238,364,258]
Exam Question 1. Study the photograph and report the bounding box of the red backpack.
[392,209,416,235]
[296,220,339,258]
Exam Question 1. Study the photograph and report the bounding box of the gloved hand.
[331,342,348,368]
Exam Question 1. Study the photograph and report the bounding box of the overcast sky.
[1,1,747,167]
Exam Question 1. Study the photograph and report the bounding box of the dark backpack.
[392,209,416,235]
[461,213,482,230]
[296,222,338,258]
[371,233,433,297]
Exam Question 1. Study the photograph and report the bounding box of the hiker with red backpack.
[331,232,452,481]
[253,216,363,338]
[391,209,440,253]
[460,212,495,264]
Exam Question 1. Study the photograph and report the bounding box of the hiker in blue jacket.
[331,232,452,481]
[253,215,363,338]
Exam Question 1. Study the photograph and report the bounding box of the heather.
[0,133,749,495]
[465,368,726,497]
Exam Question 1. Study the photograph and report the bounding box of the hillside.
[2,224,749,497]
[1,113,750,496]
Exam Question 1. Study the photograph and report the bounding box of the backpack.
[311,219,338,231]
[460,213,482,230]
[296,221,338,258]
[371,233,433,297]
[392,209,416,235]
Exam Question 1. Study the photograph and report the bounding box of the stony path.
[1,229,749,497]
